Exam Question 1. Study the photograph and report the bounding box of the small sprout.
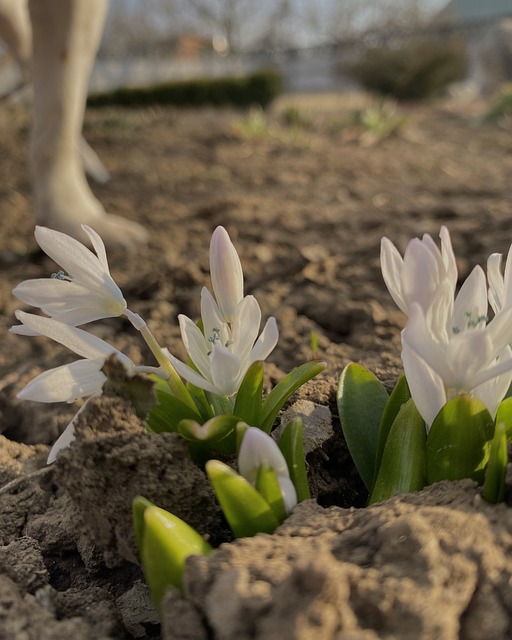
[132,496,212,606]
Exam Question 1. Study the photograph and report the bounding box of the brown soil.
[1,93,512,638]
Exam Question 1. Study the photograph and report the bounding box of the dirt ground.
[1,92,512,638]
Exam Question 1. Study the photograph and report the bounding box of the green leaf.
[233,361,264,425]
[255,464,287,522]
[495,397,512,440]
[132,495,155,552]
[483,422,508,504]
[177,415,239,454]
[426,394,494,485]
[374,374,411,476]
[206,459,280,537]
[337,363,389,490]
[206,391,234,417]
[141,506,212,605]
[260,360,326,434]
[278,417,310,502]
[186,382,215,421]
[146,389,204,433]
[369,399,426,504]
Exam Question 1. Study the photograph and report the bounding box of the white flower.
[487,243,512,315]
[238,427,297,514]
[12,225,127,326]
[168,289,278,397]
[210,226,244,323]
[10,310,133,403]
[381,226,457,317]
[401,267,512,428]
[168,226,278,398]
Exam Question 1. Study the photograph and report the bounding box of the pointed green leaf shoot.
[278,417,310,502]
[374,374,411,475]
[141,506,212,605]
[337,363,389,490]
[369,398,426,504]
[483,422,508,503]
[233,361,264,426]
[206,459,280,537]
[260,360,326,434]
[426,394,494,484]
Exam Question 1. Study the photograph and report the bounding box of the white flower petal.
[200,288,230,350]
[402,304,451,382]
[209,226,244,322]
[231,296,262,361]
[47,419,77,464]
[47,398,94,464]
[472,347,512,419]
[439,225,458,290]
[402,239,441,312]
[401,341,446,429]
[166,353,220,395]
[17,359,106,403]
[452,266,488,334]
[177,314,212,380]
[249,316,279,364]
[425,279,453,342]
[446,330,493,389]
[487,252,504,315]
[24,226,127,324]
[380,237,408,314]
[35,226,108,288]
[82,225,110,273]
[210,344,243,397]
[238,427,290,484]
[12,311,117,360]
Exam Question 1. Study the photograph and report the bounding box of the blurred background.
[1,0,511,98]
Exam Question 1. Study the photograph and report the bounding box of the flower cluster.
[11,224,323,468]
[381,226,512,428]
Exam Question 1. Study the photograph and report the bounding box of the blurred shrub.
[348,39,466,100]
[87,69,282,109]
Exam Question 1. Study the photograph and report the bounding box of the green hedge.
[348,39,466,100]
[87,69,282,109]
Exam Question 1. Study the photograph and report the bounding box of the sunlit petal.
[178,314,212,380]
[238,427,290,484]
[401,341,446,429]
[439,225,457,290]
[11,311,117,360]
[473,347,512,418]
[82,225,110,273]
[200,288,231,350]
[487,252,504,315]
[380,237,407,314]
[231,296,261,361]
[402,239,440,312]
[209,226,244,322]
[166,353,220,394]
[47,399,93,464]
[210,344,243,397]
[17,359,106,403]
[249,317,279,364]
[452,266,487,334]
